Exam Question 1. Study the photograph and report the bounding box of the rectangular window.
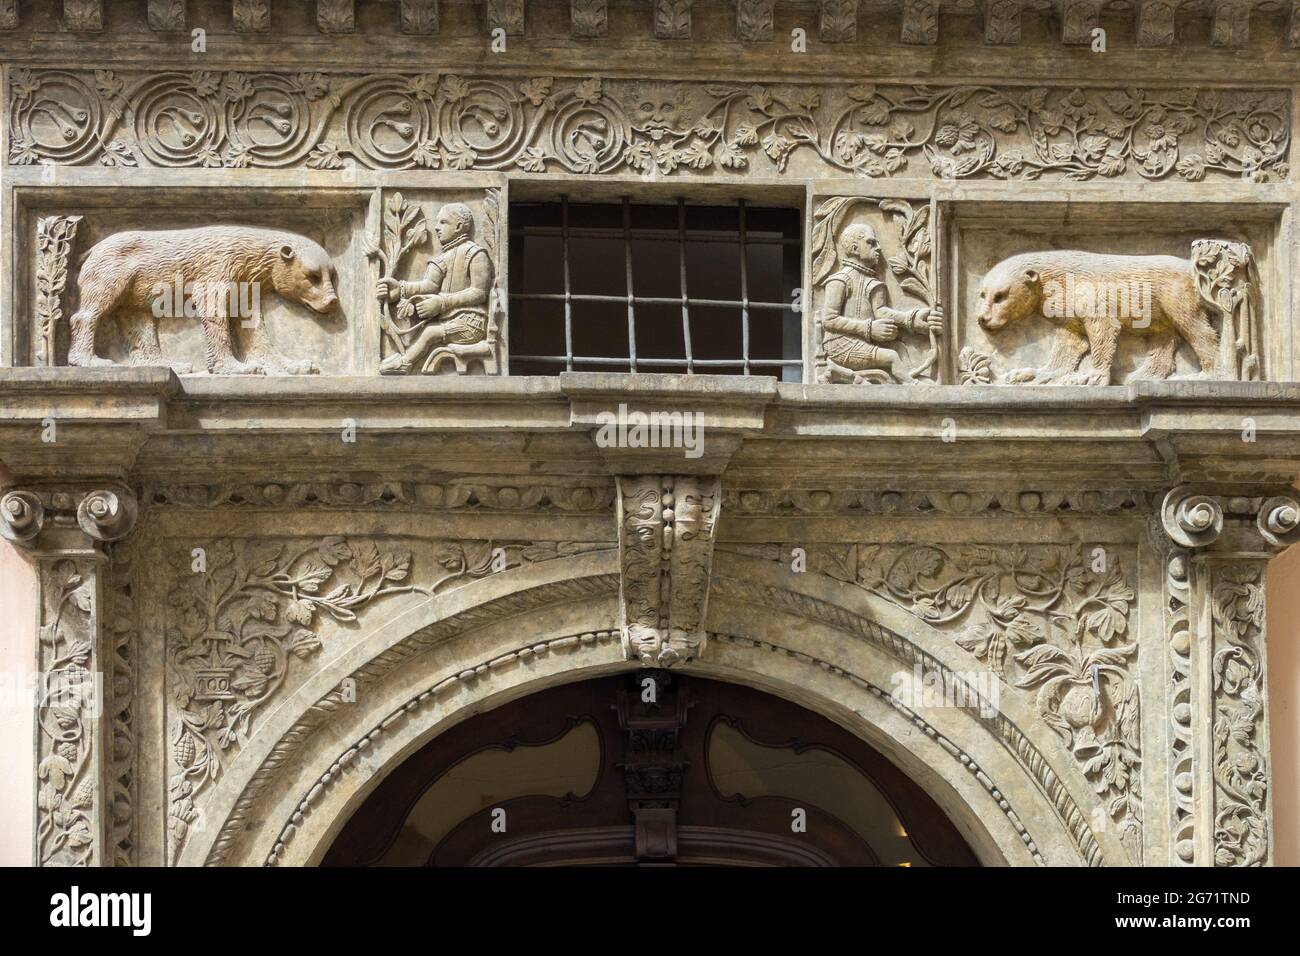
[508,198,802,379]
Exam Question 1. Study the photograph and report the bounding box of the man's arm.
[400,258,447,299]
[820,278,876,340]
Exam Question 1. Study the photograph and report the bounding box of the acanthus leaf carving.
[400,0,439,34]
[654,0,692,38]
[317,0,355,34]
[63,0,103,32]
[736,0,775,41]
[984,0,1021,44]
[232,0,270,32]
[819,0,858,42]
[571,0,608,37]
[901,0,939,44]
[147,0,186,31]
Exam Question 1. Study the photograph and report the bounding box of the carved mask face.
[632,88,689,141]
[977,263,1040,332]
[271,239,338,315]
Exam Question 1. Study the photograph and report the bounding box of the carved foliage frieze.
[7,70,1288,182]
[165,535,608,860]
[731,541,1142,858]
[36,558,102,866]
[1209,561,1269,866]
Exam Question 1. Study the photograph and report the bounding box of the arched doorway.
[322,672,979,866]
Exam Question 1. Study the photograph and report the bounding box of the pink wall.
[0,538,36,866]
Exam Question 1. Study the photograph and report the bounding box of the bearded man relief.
[971,242,1261,385]
[65,226,338,375]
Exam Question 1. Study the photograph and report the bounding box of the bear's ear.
[1023,269,1040,284]
[279,244,295,261]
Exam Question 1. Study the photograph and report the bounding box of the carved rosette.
[616,476,722,667]
[10,70,1287,183]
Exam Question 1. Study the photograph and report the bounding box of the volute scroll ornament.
[1257,496,1300,549]
[1161,489,1225,549]
[0,490,45,544]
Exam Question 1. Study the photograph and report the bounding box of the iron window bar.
[510,196,798,376]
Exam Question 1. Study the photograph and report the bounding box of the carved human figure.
[375,203,494,375]
[67,226,337,375]
[819,224,943,383]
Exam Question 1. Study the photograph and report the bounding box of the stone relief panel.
[21,194,365,374]
[810,195,944,384]
[366,188,504,376]
[617,476,721,667]
[723,540,1142,860]
[164,534,611,861]
[953,207,1275,385]
[6,70,1289,182]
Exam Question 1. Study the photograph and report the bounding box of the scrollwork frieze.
[7,69,1288,182]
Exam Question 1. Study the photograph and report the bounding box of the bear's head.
[270,237,338,315]
[977,255,1042,332]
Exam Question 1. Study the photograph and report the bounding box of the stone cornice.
[1,1,1298,58]
[3,370,1300,488]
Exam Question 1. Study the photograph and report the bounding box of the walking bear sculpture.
[66,226,339,375]
[973,243,1259,385]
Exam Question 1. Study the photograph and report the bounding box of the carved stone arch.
[192,554,1106,868]
[702,551,1131,866]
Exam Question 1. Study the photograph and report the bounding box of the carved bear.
[976,250,1223,385]
[67,226,338,375]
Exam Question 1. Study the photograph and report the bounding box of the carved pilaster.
[147,0,186,31]
[984,0,1020,44]
[3,486,139,868]
[736,0,774,41]
[401,0,439,33]
[63,0,103,32]
[571,0,607,36]
[232,0,271,32]
[901,0,939,44]
[1136,0,1177,46]
[317,0,354,34]
[486,0,525,35]
[1060,0,1101,44]
[654,0,692,37]
[1158,487,1299,867]
[1209,0,1249,48]
[616,476,721,667]
[820,0,858,42]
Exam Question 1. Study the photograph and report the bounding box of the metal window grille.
[508,197,802,378]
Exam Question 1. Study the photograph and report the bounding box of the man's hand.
[870,318,900,341]
[413,295,446,321]
[916,306,944,335]
[376,277,401,303]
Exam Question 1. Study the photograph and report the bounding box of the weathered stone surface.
[3,2,1300,870]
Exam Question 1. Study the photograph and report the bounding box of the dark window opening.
[508,198,802,379]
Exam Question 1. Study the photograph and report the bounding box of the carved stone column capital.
[1,485,139,553]
[616,475,721,668]
[1159,486,1300,556]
